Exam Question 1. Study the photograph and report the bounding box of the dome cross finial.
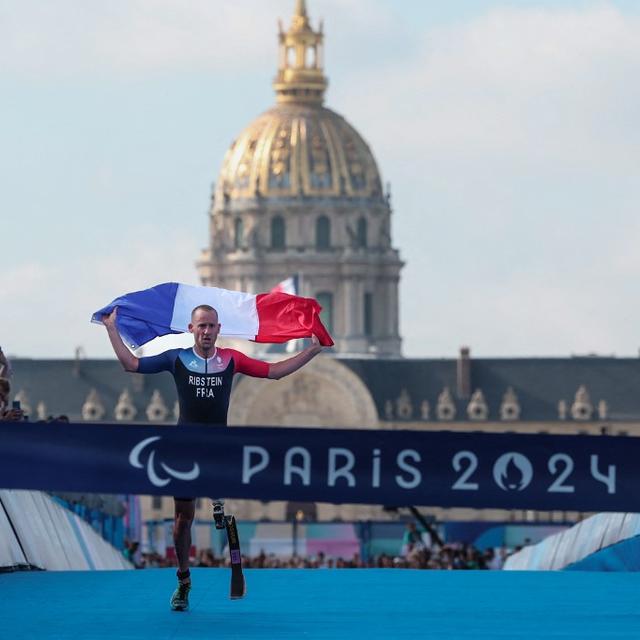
[295,0,308,18]
[273,0,328,105]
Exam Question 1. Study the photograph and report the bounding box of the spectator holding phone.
[0,377,23,421]
[0,347,11,379]
[0,349,24,422]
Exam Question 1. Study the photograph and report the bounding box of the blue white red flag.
[270,275,298,296]
[91,282,333,350]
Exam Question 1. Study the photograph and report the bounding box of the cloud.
[0,0,285,75]
[339,5,640,174]
[330,5,640,357]
[2,226,200,358]
[403,250,637,358]
[0,0,395,76]
[0,263,50,299]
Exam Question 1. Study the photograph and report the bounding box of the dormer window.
[234,217,244,250]
[356,217,367,248]
[271,215,286,250]
[316,215,330,250]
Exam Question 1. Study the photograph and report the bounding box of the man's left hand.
[309,335,324,354]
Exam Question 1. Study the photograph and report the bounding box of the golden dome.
[217,104,383,201]
[215,1,383,202]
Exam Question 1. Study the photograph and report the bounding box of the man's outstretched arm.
[267,336,324,380]
[103,308,139,372]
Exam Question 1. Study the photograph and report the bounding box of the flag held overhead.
[91,283,334,350]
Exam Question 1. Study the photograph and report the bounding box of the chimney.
[72,346,85,378]
[457,346,471,399]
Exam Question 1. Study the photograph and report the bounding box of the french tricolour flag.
[91,282,333,352]
[270,275,298,296]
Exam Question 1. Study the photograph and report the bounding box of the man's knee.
[175,510,194,522]
[174,514,193,539]
[174,506,194,536]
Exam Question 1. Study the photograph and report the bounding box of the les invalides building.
[196,0,403,359]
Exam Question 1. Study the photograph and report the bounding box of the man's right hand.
[102,307,139,372]
[102,308,118,330]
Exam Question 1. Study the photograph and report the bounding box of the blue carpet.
[1,568,638,639]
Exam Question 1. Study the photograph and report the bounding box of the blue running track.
[1,568,638,639]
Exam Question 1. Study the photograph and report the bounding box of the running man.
[103,304,324,610]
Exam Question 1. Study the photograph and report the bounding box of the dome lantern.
[273,0,327,105]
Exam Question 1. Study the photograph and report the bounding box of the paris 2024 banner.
[0,422,630,512]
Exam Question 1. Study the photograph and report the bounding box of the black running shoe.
[170,581,191,611]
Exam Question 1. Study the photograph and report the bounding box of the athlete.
[103,304,324,610]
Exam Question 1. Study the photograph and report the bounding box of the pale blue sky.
[1,1,639,359]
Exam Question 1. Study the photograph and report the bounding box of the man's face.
[189,309,220,354]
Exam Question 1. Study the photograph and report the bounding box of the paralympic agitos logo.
[129,436,200,487]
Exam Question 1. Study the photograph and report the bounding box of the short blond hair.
[191,305,218,320]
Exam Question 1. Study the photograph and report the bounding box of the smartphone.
[12,400,20,410]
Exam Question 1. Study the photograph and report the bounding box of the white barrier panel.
[1,491,65,570]
[504,512,640,571]
[0,500,28,569]
[0,490,132,571]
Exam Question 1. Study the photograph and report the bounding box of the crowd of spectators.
[128,518,514,570]
[134,543,510,571]
[126,518,513,571]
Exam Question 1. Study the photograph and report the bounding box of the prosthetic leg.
[212,500,246,600]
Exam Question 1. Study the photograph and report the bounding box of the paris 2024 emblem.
[493,452,533,491]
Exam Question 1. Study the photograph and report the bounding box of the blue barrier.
[566,535,640,571]
[0,422,634,511]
